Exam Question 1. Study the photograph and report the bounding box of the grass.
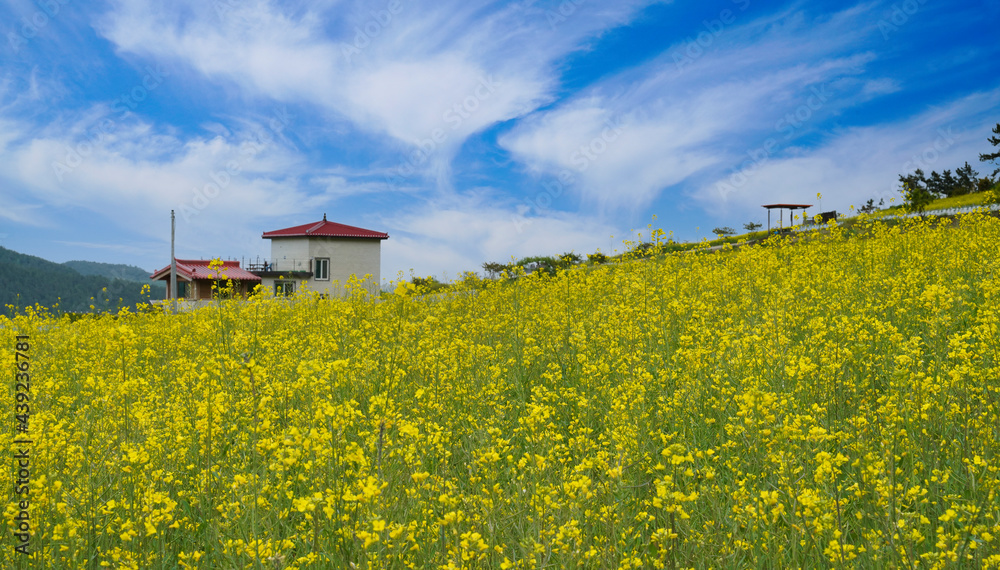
[868,189,992,218]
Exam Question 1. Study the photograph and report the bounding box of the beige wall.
[269,239,312,273]
[266,237,382,296]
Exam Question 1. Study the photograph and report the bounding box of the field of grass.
[925,192,991,210]
[868,191,992,218]
[4,213,1000,568]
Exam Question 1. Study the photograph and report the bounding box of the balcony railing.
[245,259,313,274]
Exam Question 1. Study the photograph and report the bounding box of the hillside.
[2,213,998,568]
[0,246,158,314]
[63,259,155,282]
[63,259,166,294]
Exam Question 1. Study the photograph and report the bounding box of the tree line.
[900,122,1000,213]
[899,162,991,199]
[0,246,158,316]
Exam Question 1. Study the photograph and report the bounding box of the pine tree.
[898,169,928,196]
[901,182,934,215]
[981,122,1000,178]
[940,169,959,197]
[955,162,978,194]
[926,170,945,197]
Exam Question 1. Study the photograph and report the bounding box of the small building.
[249,215,389,296]
[150,259,261,301]
[762,203,812,231]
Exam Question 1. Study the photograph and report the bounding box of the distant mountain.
[62,260,166,293]
[0,246,161,315]
[63,260,153,281]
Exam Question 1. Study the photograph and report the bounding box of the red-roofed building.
[150,259,261,301]
[260,217,390,240]
[249,214,389,296]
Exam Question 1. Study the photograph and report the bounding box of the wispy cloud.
[379,192,619,279]
[0,107,317,257]
[691,87,1000,221]
[1,0,997,275]
[96,0,664,182]
[500,4,897,213]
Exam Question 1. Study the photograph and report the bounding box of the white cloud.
[96,0,663,183]
[4,0,994,280]
[500,4,893,210]
[379,193,620,279]
[690,88,1000,222]
[0,197,46,227]
[861,78,901,97]
[0,109,321,262]
[2,0,668,277]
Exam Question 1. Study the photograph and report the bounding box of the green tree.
[482,262,509,279]
[630,242,655,257]
[558,252,583,268]
[514,256,558,275]
[712,226,736,237]
[980,122,1000,177]
[743,222,762,232]
[410,275,447,292]
[587,252,608,264]
[899,169,928,196]
[925,170,946,197]
[978,177,997,195]
[901,182,934,215]
[955,162,979,194]
[940,169,960,196]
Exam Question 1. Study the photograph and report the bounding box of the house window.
[314,258,330,281]
[275,281,295,296]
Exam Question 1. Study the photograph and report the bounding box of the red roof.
[262,215,389,240]
[150,259,262,282]
[762,203,812,209]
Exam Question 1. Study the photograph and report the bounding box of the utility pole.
[171,210,178,315]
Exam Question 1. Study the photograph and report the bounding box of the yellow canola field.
[4,213,1000,569]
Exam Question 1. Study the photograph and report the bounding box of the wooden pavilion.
[762,203,812,231]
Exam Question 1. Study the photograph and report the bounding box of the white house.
[250,215,389,296]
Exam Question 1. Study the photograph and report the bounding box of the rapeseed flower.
[2,212,1000,567]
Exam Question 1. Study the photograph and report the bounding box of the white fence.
[875,202,1000,221]
[788,203,1000,234]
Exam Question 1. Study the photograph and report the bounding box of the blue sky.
[2,0,999,282]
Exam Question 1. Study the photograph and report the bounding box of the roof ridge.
[262,218,389,239]
[305,221,327,235]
